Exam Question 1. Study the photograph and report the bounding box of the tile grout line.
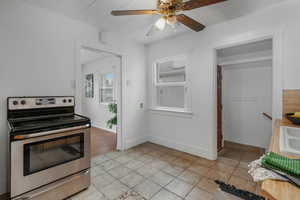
[95,151,195,199]
[96,154,212,199]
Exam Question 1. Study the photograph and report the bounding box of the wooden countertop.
[261,119,300,200]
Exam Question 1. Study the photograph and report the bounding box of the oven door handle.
[12,124,90,140]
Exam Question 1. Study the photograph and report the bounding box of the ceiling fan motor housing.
[158,0,183,17]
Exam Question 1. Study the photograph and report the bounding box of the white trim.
[219,56,272,66]
[99,102,113,106]
[211,31,284,159]
[82,54,113,66]
[149,108,193,118]
[222,62,272,70]
[151,54,191,112]
[75,40,126,151]
[124,135,148,149]
[148,136,212,160]
[154,54,188,64]
[91,122,117,134]
[155,82,186,87]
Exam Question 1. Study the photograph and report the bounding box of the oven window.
[24,133,84,176]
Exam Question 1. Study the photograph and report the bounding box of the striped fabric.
[262,152,300,177]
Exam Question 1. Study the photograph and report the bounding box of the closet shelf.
[218,56,272,66]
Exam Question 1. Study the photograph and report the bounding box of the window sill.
[149,108,193,118]
[100,102,115,105]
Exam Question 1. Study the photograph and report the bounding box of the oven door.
[10,127,90,198]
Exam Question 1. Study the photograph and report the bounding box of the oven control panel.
[8,97,75,110]
[36,97,56,105]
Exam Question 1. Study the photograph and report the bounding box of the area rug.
[117,190,146,200]
[215,180,265,200]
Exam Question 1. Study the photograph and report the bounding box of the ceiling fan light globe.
[167,16,177,25]
[155,18,166,30]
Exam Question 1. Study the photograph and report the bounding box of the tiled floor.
[91,127,117,157]
[71,142,264,200]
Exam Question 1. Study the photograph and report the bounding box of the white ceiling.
[23,0,287,44]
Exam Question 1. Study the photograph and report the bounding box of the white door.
[223,65,272,148]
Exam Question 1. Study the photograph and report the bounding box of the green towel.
[261,152,300,177]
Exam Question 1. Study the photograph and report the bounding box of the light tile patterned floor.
[70,142,263,200]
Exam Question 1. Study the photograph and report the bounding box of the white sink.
[280,126,300,156]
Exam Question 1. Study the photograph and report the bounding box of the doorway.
[79,47,122,157]
[216,39,273,155]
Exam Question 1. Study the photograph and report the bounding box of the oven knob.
[63,99,67,103]
[21,100,26,105]
[68,99,72,103]
[13,100,18,105]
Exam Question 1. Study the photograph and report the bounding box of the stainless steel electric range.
[7,96,91,200]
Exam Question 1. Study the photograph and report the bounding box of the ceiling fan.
[111,0,227,33]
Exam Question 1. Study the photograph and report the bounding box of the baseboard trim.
[0,193,9,200]
[124,136,148,149]
[92,122,116,134]
[148,136,211,160]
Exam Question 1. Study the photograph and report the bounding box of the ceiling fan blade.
[176,14,205,32]
[183,0,227,10]
[111,10,158,16]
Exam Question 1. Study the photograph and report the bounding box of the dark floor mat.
[215,180,265,200]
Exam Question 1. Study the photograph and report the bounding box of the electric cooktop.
[8,114,90,135]
[7,96,90,136]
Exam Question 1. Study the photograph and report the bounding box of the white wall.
[146,0,300,160]
[223,65,272,148]
[0,0,98,194]
[0,0,147,194]
[82,56,119,132]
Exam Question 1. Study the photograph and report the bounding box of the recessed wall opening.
[216,38,273,158]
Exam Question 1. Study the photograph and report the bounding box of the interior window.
[157,86,185,108]
[157,60,186,83]
[153,56,189,111]
[100,73,114,103]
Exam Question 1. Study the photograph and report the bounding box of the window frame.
[99,72,115,105]
[152,55,191,113]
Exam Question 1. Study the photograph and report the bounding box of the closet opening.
[216,38,273,161]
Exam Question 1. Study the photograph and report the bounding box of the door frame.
[75,41,126,151]
[216,65,223,152]
[212,32,283,158]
